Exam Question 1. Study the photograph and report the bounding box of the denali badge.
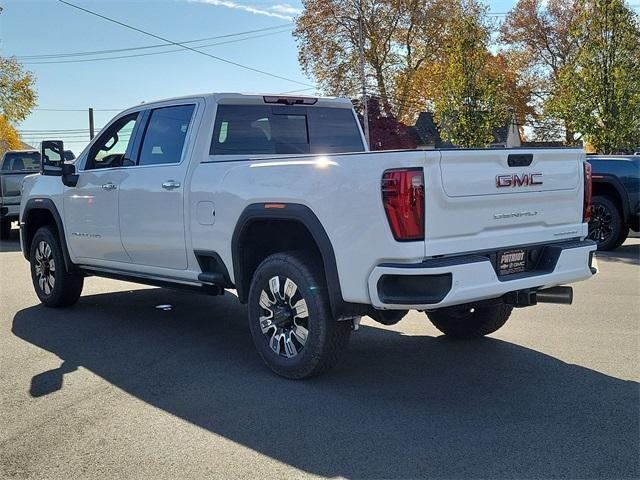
[494,211,538,219]
[496,172,543,188]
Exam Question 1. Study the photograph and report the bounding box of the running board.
[79,266,224,295]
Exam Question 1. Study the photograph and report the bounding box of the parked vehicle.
[20,93,596,378]
[1,150,40,239]
[586,155,640,250]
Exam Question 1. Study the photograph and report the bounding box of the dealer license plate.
[498,249,527,276]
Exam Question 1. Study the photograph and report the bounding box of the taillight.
[381,168,425,241]
[583,162,592,222]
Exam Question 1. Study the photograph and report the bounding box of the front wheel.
[247,251,351,379]
[30,226,84,307]
[425,303,513,339]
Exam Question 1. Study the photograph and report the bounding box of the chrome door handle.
[162,180,181,190]
[101,182,117,191]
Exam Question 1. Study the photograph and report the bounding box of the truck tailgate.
[0,172,27,204]
[425,149,587,257]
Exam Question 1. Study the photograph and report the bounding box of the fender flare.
[592,175,631,223]
[231,203,363,319]
[22,198,74,272]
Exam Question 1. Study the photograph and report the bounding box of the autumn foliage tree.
[294,0,452,121]
[500,0,585,142]
[354,96,417,150]
[0,57,37,154]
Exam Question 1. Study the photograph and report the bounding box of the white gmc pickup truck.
[20,93,597,378]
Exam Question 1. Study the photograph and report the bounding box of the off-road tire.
[589,195,625,251]
[30,226,84,307]
[426,303,513,339]
[0,219,11,240]
[248,250,351,379]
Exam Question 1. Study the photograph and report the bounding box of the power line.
[14,24,292,60]
[57,0,314,88]
[34,107,122,112]
[22,28,292,65]
[18,128,96,132]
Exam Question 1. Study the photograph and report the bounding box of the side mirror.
[40,140,64,176]
[61,163,79,187]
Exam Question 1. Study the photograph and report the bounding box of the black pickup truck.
[587,155,640,250]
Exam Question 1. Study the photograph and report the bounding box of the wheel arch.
[592,177,630,224]
[231,203,364,320]
[22,198,73,272]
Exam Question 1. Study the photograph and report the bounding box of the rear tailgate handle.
[508,154,533,167]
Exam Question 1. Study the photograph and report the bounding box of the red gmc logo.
[496,173,543,188]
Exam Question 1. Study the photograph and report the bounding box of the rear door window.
[211,105,364,156]
[137,105,195,166]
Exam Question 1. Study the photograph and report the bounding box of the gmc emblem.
[496,173,543,188]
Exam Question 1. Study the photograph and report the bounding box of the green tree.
[0,57,37,154]
[549,0,640,153]
[433,0,510,147]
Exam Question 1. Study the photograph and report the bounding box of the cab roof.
[122,92,353,112]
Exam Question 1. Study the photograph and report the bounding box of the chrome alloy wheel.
[34,240,56,295]
[588,203,614,243]
[258,276,309,358]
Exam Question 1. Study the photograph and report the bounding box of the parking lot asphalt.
[1,229,638,480]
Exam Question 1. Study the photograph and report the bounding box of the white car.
[20,93,596,378]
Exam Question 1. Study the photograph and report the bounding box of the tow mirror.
[40,140,64,176]
[61,163,79,187]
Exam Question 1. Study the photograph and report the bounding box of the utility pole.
[88,108,95,140]
[358,15,370,149]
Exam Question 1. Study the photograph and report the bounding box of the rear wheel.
[248,251,351,379]
[588,195,625,251]
[426,303,513,339]
[30,226,84,307]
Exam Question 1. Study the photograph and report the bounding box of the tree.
[431,0,510,147]
[549,0,640,153]
[402,49,534,139]
[353,96,417,150]
[0,114,22,152]
[294,0,452,121]
[500,0,584,143]
[0,57,37,154]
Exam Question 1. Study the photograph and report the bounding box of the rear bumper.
[368,240,597,310]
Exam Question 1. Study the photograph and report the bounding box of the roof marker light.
[263,96,318,105]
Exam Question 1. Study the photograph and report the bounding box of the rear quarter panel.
[190,150,435,304]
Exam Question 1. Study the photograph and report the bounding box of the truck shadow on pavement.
[12,288,639,479]
[597,241,640,266]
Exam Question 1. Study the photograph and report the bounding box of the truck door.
[64,112,140,263]
[118,103,196,270]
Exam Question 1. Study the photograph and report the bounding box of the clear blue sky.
[2,0,518,153]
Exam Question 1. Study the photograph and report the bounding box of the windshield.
[1,152,41,171]
[211,105,365,155]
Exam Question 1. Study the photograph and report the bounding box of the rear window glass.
[211,105,364,155]
[1,152,40,171]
